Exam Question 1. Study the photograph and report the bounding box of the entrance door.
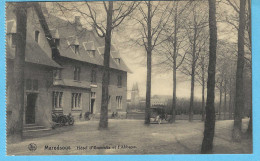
[26,93,37,124]
[90,99,95,114]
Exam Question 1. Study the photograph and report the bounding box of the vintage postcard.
[2,0,259,160]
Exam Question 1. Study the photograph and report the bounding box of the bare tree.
[195,45,209,121]
[232,0,246,142]
[221,0,251,53]
[223,0,252,135]
[215,54,227,120]
[226,59,236,120]
[52,2,139,129]
[215,40,237,121]
[153,1,189,123]
[56,1,139,129]
[133,1,172,124]
[201,0,217,154]
[84,2,138,129]
[218,62,229,120]
[180,1,209,122]
[44,2,137,129]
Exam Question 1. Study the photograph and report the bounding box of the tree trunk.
[247,111,252,136]
[224,79,227,120]
[99,1,113,129]
[145,1,152,125]
[189,28,197,122]
[218,83,222,120]
[232,0,246,142]
[171,63,177,123]
[189,72,195,122]
[246,72,252,136]
[201,56,205,121]
[201,75,205,121]
[246,0,252,137]
[170,12,178,123]
[201,0,217,154]
[229,77,233,119]
[9,3,27,142]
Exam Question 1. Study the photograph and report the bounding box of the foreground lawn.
[7,119,252,155]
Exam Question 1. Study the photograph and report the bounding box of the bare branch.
[85,2,105,37]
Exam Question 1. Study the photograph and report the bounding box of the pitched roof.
[5,3,61,68]
[44,11,131,73]
[6,34,61,68]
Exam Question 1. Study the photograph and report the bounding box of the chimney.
[75,16,82,31]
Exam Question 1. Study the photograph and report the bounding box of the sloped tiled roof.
[6,4,61,68]
[45,13,131,73]
[6,34,61,68]
[83,41,95,51]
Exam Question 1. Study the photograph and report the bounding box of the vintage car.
[150,106,170,124]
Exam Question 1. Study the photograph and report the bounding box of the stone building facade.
[6,5,61,133]
[6,3,130,135]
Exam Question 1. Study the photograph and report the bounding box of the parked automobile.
[52,112,74,128]
[66,113,74,125]
[150,106,170,124]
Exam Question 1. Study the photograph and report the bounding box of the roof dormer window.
[88,50,95,58]
[35,30,40,43]
[115,58,120,65]
[75,45,79,54]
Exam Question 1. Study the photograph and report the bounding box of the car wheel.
[69,118,74,125]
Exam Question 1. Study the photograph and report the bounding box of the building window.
[72,93,81,109]
[91,92,96,98]
[91,69,96,84]
[117,75,122,87]
[75,45,79,54]
[35,30,40,43]
[116,96,122,109]
[74,66,80,81]
[53,69,61,79]
[26,79,38,91]
[53,91,63,109]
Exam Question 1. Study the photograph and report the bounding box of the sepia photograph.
[5,0,253,156]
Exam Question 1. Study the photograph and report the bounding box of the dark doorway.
[26,93,37,124]
[90,99,95,114]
